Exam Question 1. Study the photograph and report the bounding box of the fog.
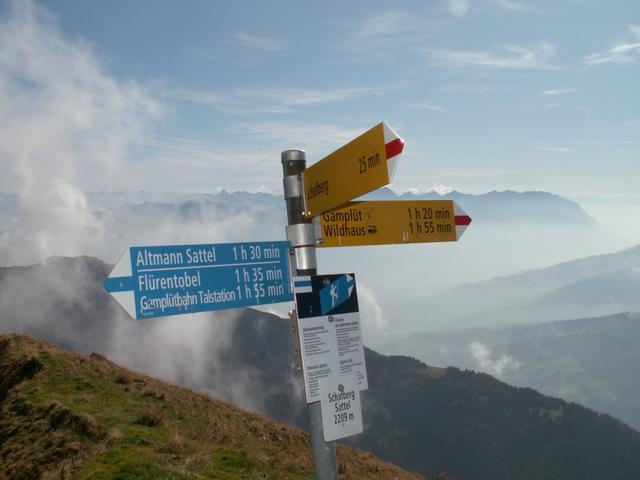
[319,218,638,342]
[1,0,640,426]
[578,196,640,247]
[0,1,160,266]
[0,2,297,414]
[2,188,637,347]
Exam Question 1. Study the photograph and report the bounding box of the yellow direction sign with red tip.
[302,122,404,217]
[314,200,472,248]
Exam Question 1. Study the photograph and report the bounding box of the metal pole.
[282,149,338,480]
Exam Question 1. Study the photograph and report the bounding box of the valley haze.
[2,188,638,341]
[0,1,639,477]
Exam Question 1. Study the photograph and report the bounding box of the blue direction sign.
[104,241,293,319]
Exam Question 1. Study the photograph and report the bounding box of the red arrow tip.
[455,215,472,226]
[385,138,404,159]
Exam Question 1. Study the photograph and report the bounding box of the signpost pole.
[282,149,338,480]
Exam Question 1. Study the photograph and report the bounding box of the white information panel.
[294,274,368,404]
[320,375,363,442]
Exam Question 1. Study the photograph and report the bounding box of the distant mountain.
[380,312,640,432]
[475,243,640,296]
[2,256,640,479]
[2,188,621,302]
[397,243,640,332]
[85,188,599,226]
[203,309,640,479]
[86,190,283,210]
[363,188,597,225]
[0,333,419,480]
[113,199,270,228]
[352,349,640,480]
[530,267,640,314]
[82,188,598,224]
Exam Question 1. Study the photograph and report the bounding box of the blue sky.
[0,0,638,197]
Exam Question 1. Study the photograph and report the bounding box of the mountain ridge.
[0,188,598,227]
[2,256,640,478]
[379,312,640,433]
[0,333,422,479]
[398,243,640,332]
[361,187,597,225]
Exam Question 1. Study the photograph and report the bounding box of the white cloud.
[585,42,640,65]
[165,88,226,106]
[403,183,454,195]
[132,116,385,193]
[441,84,495,95]
[230,32,284,52]
[356,283,388,333]
[536,145,575,154]
[449,0,470,17]
[163,87,292,115]
[411,101,449,113]
[131,135,272,178]
[470,342,520,378]
[164,85,384,114]
[429,183,454,195]
[357,12,415,37]
[425,41,564,70]
[541,89,576,96]
[585,25,640,65]
[0,0,161,264]
[237,86,383,107]
[228,121,365,155]
[491,0,537,12]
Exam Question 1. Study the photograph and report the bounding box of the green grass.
[0,334,420,480]
[78,446,175,480]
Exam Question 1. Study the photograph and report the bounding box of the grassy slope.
[0,334,422,480]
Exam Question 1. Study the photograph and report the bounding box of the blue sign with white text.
[319,274,355,315]
[104,241,293,319]
[294,273,359,319]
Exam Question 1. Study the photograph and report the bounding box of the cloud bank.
[0,0,160,264]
